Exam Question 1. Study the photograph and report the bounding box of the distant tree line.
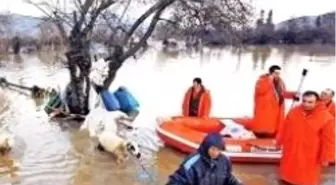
[155,10,335,46]
[244,10,335,45]
[1,9,334,55]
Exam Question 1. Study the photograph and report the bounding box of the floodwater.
[0,44,335,185]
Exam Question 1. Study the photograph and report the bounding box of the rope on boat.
[246,143,281,152]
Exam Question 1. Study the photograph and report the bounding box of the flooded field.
[0,45,335,185]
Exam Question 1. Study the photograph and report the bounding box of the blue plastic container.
[100,89,121,111]
[113,86,139,113]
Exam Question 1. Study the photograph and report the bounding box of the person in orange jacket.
[319,88,336,164]
[246,65,298,137]
[276,91,335,185]
[182,78,212,118]
[320,88,335,117]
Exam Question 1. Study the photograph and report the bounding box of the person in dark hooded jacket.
[166,133,242,185]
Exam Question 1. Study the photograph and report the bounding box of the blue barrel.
[100,89,121,111]
[114,87,139,113]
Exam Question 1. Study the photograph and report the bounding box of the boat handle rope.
[247,143,281,152]
[128,151,156,184]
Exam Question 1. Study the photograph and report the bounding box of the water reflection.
[0,45,335,185]
[0,54,10,64]
[13,54,23,64]
[277,46,294,66]
[251,46,272,70]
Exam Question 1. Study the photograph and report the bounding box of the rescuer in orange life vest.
[320,88,335,118]
[276,90,335,185]
[246,65,299,137]
[182,78,212,118]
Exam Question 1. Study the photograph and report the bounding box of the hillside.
[275,11,335,31]
[0,12,146,39]
[0,13,42,37]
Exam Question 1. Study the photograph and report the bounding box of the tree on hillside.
[266,10,273,25]
[256,10,264,26]
[266,10,274,33]
[25,0,252,114]
[315,16,321,28]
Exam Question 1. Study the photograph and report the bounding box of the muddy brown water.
[0,45,335,185]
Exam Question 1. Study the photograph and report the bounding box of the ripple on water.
[1,48,335,185]
[0,95,79,185]
[13,119,79,185]
[68,126,160,185]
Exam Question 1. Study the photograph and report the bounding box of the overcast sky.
[0,0,334,23]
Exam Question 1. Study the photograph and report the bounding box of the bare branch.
[158,18,177,25]
[73,0,95,31]
[123,0,174,44]
[25,0,70,42]
[121,0,174,60]
[25,0,54,18]
[81,0,117,35]
[118,0,132,23]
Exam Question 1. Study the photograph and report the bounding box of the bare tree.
[155,0,252,45]
[0,12,13,53]
[37,19,63,50]
[25,0,252,114]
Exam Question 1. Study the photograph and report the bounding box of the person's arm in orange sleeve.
[320,118,335,165]
[282,82,297,99]
[182,89,188,116]
[330,103,335,117]
[255,78,271,96]
[275,114,290,147]
[200,91,212,118]
[283,91,297,99]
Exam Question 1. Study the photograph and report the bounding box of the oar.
[289,68,308,109]
[0,77,46,98]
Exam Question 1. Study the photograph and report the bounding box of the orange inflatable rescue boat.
[156,117,281,163]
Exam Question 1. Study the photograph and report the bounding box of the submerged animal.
[81,107,141,163]
[97,131,141,164]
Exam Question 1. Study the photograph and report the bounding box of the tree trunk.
[65,33,92,115]
[12,36,21,54]
[103,45,124,88]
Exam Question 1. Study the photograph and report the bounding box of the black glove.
[293,95,300,101]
